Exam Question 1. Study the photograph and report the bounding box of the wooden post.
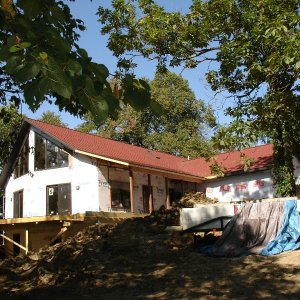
[148,174,153,213]
[129,170,134,213]
[194,182,197,193]
[25,229,29,254]
[165,178,170,209]
[181,180,184,196]
[108,166,111,212]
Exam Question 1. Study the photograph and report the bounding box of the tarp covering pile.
[202,200,300,257]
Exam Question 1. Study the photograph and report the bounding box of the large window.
[35,134,68,170]
[111,181,130,210]
[14,137,29,178]
[46,183,71,215]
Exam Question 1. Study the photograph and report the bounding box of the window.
[110,181,131,210]
[13,190,23,218]
[46,183,71,215]
[35,133,69,170]
[169,188,182,207]
[14,137,29,178]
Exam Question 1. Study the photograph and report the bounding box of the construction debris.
[177,192,218,208]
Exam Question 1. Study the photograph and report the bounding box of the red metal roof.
[180,144,274,177]
[25,118,274,179]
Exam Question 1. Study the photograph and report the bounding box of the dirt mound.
[1,208,300,299]
[0,211,194,299]
[177,192,218,208]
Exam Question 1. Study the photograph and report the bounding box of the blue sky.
[23,0,230,128]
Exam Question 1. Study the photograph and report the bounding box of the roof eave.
[76,150,204,183]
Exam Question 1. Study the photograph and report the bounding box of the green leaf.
[84,77,97,97]
[37,78,50,98]
[23,80,41,109]
[5,56,22,74]
[15,62,42,82]
[91,63,109,81]
[9,42,31,53]
[48,57,72,99]
[78,48,89,59]
[123,79,151,110]
[7,36,17,47]
[102,88,120,113]
[39,52,48,61]
[50,6,66,22]
[79,92,109,123]
[17,0,42,18]
[51,77,72,99]
[67,59,82,76]
[149,99,163,116]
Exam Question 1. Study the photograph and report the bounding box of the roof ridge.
[214,143,272,158]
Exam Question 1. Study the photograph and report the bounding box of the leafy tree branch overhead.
[77,72,216,158]
[98,0,300,196]
[0,0,157,124]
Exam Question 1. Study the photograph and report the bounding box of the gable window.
[35,133,68,170]
[14,137,29,178]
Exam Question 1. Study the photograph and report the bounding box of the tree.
[77,72,216,158]
[0,0,154,125]
[0,105,22,170]
[98,0,300,196]
[39,110,67,127]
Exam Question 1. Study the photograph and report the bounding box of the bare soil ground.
[1,208,300,299]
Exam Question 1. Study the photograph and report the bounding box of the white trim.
[75,150,129,166]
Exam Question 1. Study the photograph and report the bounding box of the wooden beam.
[129,170,134,213]
[0,233,27,252]
[148,174,153,213]
[165,178,170,209]
[48,227,67,246]
[130,166,203,183]
[0,214,85,225]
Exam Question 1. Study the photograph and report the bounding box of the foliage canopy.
[77,72,216,158]
[98,0,300,196]
[0,0,155,124]
[39,110,67,127]
[0,105,22,170]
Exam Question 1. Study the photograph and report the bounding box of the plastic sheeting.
[201,200,300,257]
[260,200,300,256]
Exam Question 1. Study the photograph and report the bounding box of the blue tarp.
[199,199,300,257]
[260,200,300,256]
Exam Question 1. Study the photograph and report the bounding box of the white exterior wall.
[97,165,111,212]
[149,174,166,210]
[132,172,167,212]
[202,170,274,203]
[131,172,147,213]
[4,131,100,218]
